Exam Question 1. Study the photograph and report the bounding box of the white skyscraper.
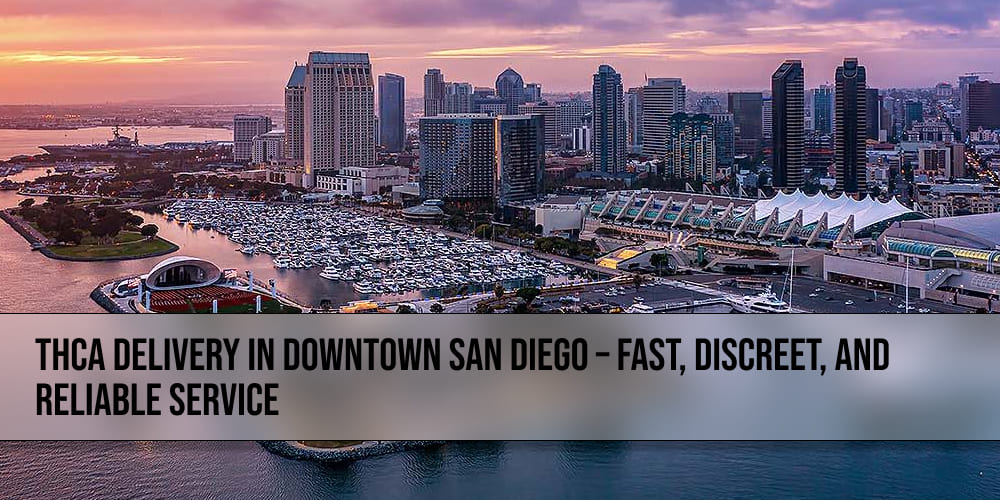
[304,52,375,185]
[640,77,686,158]
[233,114,272,162]
[252,130,286,165]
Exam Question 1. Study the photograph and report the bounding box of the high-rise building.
[959,74,981,138]
[664,113,716,181]
[573,124,592,152]
[418,113,544,205]
[771,60,805,189]
[762,97,773,140]
[728,92,764,142]
[903,99,923,132]
[283,64,306,163]
[496,68,526,115]
[304,52,375,181]
[518,101,559,150]
[496,115,545,206]
[880,97,895,141]
[233,114,272,162]
[423,69,446,117]
[710,113,735,171]
[557,97,592,137]
[444,82,474,114]
[866,88,882,140]
[252,130,286,165]
[625,87,643,153]
[525,83,542,103]
[966,81,1000,133]
[378,73,405,153]
[813,85,833,136]
[834,58,867,194]
[419,114,496,201]
[475,98,507,116]
[592,65,627,174]
[641,77,686,158]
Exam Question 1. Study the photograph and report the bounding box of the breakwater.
[90,278,132,314]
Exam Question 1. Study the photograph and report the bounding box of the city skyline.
[2,1,1000,104]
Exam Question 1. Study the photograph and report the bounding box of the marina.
[163,199,577,298]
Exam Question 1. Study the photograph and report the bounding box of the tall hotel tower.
[592,65,627,174]
[303,52,375,184]
[771,60,805,190]
[283,64,306,163]
[834,58,867,195]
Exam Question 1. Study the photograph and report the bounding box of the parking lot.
[684,273,973,314]
[535,280,719,312]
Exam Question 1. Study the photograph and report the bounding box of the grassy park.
[47,231,177,259]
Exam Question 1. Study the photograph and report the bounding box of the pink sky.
[1,0,999,104]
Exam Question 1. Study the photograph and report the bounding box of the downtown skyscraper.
[418,114,544,205]
[728,92,763,156]
[283,64,306,163]
[770,60,805,189]
[592,65,627,175]
[496,68,526,115]
[664,113,716,182]
[966,80,1000,133]
[233,114,272,162]
[424,68,445,117]
[813,85,833,136]
[303,52,375,182]
[640,77,686,158]
[378,73,405,153]
[834,58,867,195]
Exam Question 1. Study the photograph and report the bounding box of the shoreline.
[258,440,445,464]
[0,208,179,262]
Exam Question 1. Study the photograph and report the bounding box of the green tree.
[140,224,159,240]
[17,198,34,208]
[429,303,444,314]
[396,304,415,314]
[632,273,649,290]
[126,214,145,228]
[90,213,124,244]
[56,227,83,245]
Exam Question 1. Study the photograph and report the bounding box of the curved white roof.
[145,256,223,291]
[739,189,918,230]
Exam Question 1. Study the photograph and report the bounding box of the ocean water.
[0,441,997,499]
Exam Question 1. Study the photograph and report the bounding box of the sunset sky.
[1,0,999,104]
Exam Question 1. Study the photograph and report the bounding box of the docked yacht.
[727,286,790,313]
[624,303,655,314]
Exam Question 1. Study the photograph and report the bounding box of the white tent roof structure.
[739,189,917,230]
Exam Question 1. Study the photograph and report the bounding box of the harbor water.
[0,441,997,499]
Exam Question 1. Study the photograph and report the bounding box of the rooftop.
[308,52,370,65]
[885,213,1000,250]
